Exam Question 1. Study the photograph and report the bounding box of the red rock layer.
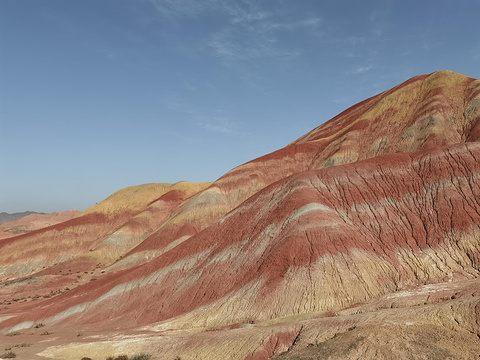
[4,140,478,332]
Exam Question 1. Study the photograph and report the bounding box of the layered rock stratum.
[1,70,479,359]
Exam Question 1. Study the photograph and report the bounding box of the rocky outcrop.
[0,70,479,359]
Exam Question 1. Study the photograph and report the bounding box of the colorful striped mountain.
[1,70,479,359]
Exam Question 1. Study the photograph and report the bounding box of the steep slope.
[0,70,479,359]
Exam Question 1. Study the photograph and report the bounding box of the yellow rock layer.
[80,181,212,216]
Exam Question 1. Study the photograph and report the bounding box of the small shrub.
[130,355,151,360]
[34,323,45,328]
[40,330,52,336]
[114,356,129,360]
[81,357,93,360]
[14,343,31,348]
[105,354,151,360]
[1,351,17,358]
[6,331,20,337]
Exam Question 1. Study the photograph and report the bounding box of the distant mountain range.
[0,211,44,225]
[0,210,79,239]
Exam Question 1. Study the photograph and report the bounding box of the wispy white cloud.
[349,65,374,74]
[328,36,368,58]
[256,16,322,32]
[161,94,241,135]
[207,27,299,63]
[161,96,195,114]
[196,116,236,134]
[148,0,215,18]
[228,2,272,24]
[207,16,319,65]
[183,82,197,92]
[332,98,350,103]
[148,0,270,23]
[369,8,390,37]
[148,0,322,66]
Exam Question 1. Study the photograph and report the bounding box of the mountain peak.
[291,69,479,169]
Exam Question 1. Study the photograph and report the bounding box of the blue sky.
[1,0,479,213]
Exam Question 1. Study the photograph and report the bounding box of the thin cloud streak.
[148,0,213,18]
[196,116,236,134]
[148,0,322,65]
[148,0,271,23]
[349,65,374,74]
[207,28,300,63]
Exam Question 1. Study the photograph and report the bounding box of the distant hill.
[0,210,80,239]
[0,211,44,225]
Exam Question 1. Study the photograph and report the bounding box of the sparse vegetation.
[104,355,151,360]
[34,323,45,328]
[81,357,93,360]
[14,343,31,348]
[5,331,20,337]
[1,277,33,287]
[43,290,61,298]
[0,351,17,358]
[130,355,151,360]
[40,330,52,336]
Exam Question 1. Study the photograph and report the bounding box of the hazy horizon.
[1,0,480,213]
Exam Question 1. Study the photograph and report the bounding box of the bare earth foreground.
[1,71,480,359]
